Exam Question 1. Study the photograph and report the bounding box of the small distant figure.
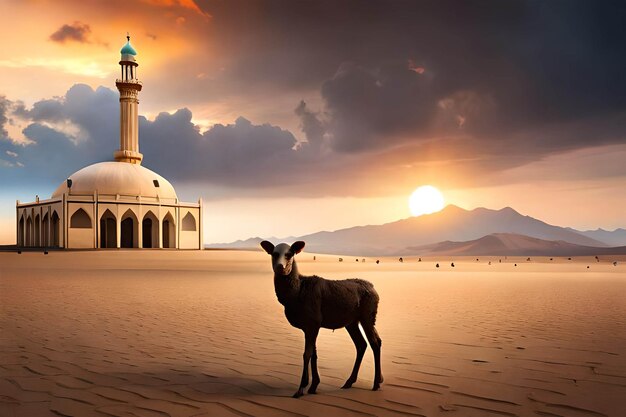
[376,260,380,264]
[499,259,501,263]
[436,263,440,268]
[613,261,618,266]
[568,257,572,260]
[587,266,590,269]
[476,258,479,262]
[399,257,403,263]
[527,257,531,261]
[514,263,517,266]
[362,258,366,263]
[451,262,455,267]
[356,259,359,262]
[339,258,343,262]
[17,250,22,254]
[313,256,316,261]
[488,261,491,265]
[44,251,48,255]
[595,256,600,262]
[418,258,422,262]
[550,258,553,261]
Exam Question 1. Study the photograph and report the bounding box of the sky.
[1,0,626,244]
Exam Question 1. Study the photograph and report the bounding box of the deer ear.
[260,241,275,255]
[290,241,305,254]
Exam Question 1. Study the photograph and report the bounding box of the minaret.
[114,34,143,164]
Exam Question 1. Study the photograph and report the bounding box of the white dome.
[52,161,178,200]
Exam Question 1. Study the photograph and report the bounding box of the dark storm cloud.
[195,0,626,156]
[49,22,92,44]
[294,100,324,148]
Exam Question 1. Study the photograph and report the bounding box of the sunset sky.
[1,0,625,244]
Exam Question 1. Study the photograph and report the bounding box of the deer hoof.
[292,389,304,398]
[307,386,317,394]
[372,384,380,391]
[341,381,354,389]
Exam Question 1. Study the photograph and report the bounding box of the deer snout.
[274,262,285,274]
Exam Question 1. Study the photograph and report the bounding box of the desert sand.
[1,250,625,417]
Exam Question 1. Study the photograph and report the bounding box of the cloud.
[294,100,324,149]
[0,96,10,140]
[49,22,92,44]
[0,85,315,194]
[140,0,211,19]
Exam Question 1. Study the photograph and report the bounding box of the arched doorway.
[120,209,138,248]
[99,209,117,248]
[162,212,176,248]
[51,211,60,247]
[42,213,49,247]
[34,214,40,246]
[142,211,158,248]
[26,216,33,246]
[18,215,24,246]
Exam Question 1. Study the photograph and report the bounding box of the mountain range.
[208,205,626,256]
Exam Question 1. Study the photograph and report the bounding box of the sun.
[409,185,445,217]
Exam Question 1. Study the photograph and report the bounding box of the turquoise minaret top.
[120,35,137,56]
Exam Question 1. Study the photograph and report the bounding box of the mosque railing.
[115,79,143,85]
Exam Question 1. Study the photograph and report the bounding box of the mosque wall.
[16,201,64,248]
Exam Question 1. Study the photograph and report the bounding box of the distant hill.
[408,233,626,256]
[208,205,610,256]
[566,227,626,247]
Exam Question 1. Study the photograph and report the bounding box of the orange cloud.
[140,0,211,18]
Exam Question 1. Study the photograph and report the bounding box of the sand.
[1,250,625,417]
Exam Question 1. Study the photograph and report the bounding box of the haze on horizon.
[1,0,625,244]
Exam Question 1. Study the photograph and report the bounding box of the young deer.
[260,240,383,398]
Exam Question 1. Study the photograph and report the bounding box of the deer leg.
[362,322,383,391]
[342,322,367,389]
[294,327,319,398]
[307,344,320,394]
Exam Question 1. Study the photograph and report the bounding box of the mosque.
[16,36,203,249]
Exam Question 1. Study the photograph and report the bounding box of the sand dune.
[409,233,626,256]
[1,250,625,416]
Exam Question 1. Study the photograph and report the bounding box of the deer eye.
[272,253,278,258]
[285,253,293,260]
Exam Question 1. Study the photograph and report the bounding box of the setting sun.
[409,185,445,217]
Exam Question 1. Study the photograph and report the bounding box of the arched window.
[70,208,92,228]
[182,212,196,231]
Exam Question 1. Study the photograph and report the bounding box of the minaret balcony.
[116,79,142,85]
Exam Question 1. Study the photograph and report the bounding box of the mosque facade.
[16,37,203,249]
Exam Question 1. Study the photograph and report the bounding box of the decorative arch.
[51,211,60,247]
[42,213,49,247]
[70,208,92,228]
[162,212,176,248]
[182,212,197,231]
[18,214,25,247]
[121,209,139,248]
[25,215,33,247]
[34,214,41,246]
[142,210,159,248]
[99,209,117,248]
